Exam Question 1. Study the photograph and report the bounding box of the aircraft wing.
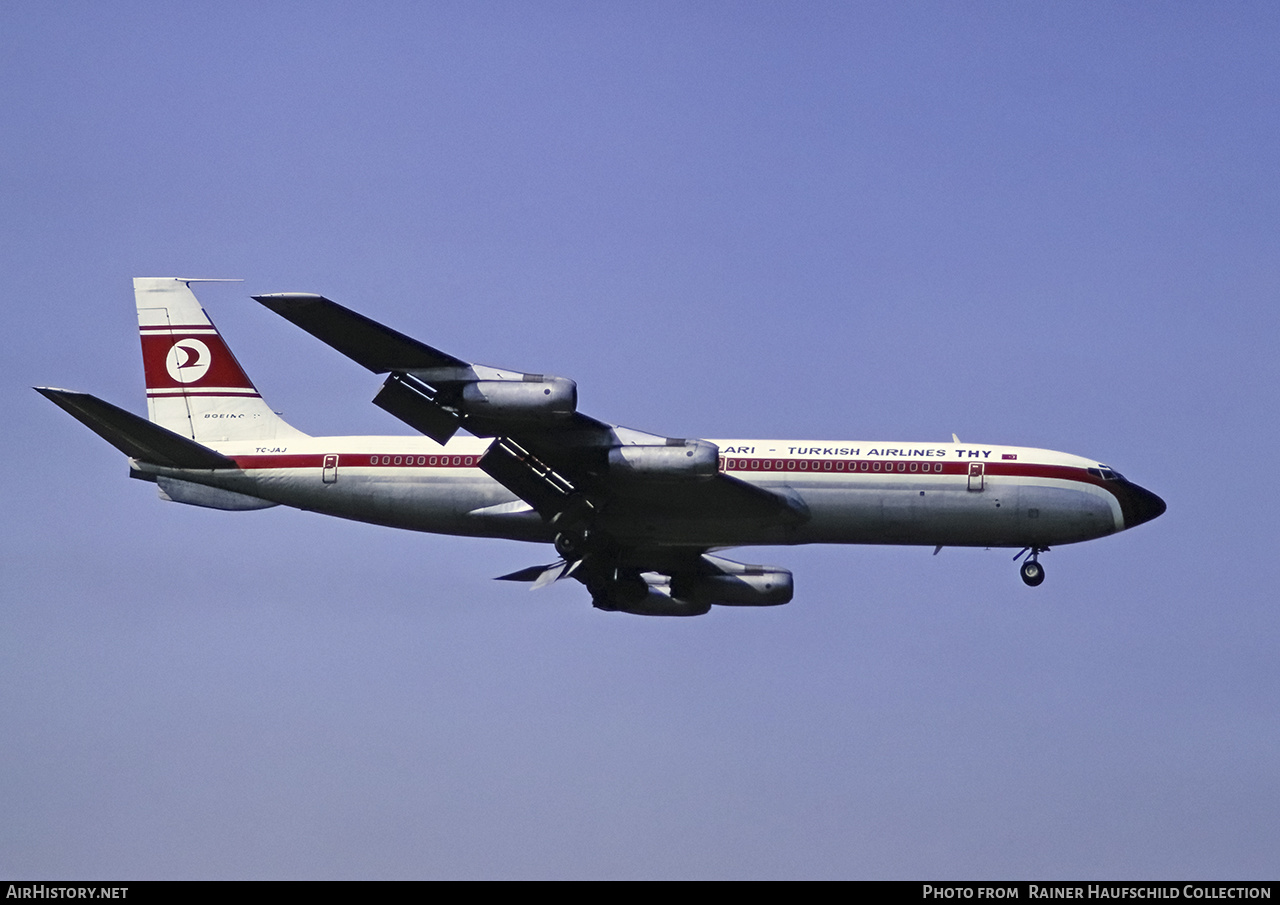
[255,293,611,443]
[253,293,806,533]
[253,292,469,372]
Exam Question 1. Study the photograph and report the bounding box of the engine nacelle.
[459,376,577,419]
[587,570,712,616]
[670,568,793,606]
[668,554,794,606]
[607,439,720,482]
[597,588,712,617]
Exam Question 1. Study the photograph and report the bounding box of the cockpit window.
[1090,466,1125,481]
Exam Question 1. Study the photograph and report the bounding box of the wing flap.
[371,371,464,444]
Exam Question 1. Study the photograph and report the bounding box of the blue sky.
[2,1,1277,878]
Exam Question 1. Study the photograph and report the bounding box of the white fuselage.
[136,433,1128,551]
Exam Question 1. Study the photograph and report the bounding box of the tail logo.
[165,338,212,384]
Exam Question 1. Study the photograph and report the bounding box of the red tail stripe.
[139,332,256,390]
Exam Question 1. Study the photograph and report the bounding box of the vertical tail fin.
[135,278,308,443]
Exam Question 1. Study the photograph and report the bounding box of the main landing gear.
[1014,546,1049,587]
[554,528,591,559]
[551,494,597,560]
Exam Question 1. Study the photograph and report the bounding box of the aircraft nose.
[1117,480,1167,529]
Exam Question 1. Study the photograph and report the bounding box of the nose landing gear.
[1014,546,1049,587]
[1019,558,1045,587]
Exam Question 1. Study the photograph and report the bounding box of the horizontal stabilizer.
[253,293,468,373]
[35,387,236,469]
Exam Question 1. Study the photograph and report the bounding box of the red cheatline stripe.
[231,453,484,469]
[719,457,1109,488]
[224,453,1108,490]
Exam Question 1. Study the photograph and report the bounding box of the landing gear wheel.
[554,529,590,559]
[1020,559,1045,587]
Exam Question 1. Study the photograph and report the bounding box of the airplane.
[36,277,1166,616]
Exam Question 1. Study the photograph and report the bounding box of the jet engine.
[668,556,794,606]
[669,568,793,606]
[587,556,792,616]
[606,439,720,482]
[593,585,713,617]
[374,371,576,443]
[585,568,712,616]
[459,376,577,419]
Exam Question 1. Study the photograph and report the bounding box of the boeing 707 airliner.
[37,278,1165,616]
